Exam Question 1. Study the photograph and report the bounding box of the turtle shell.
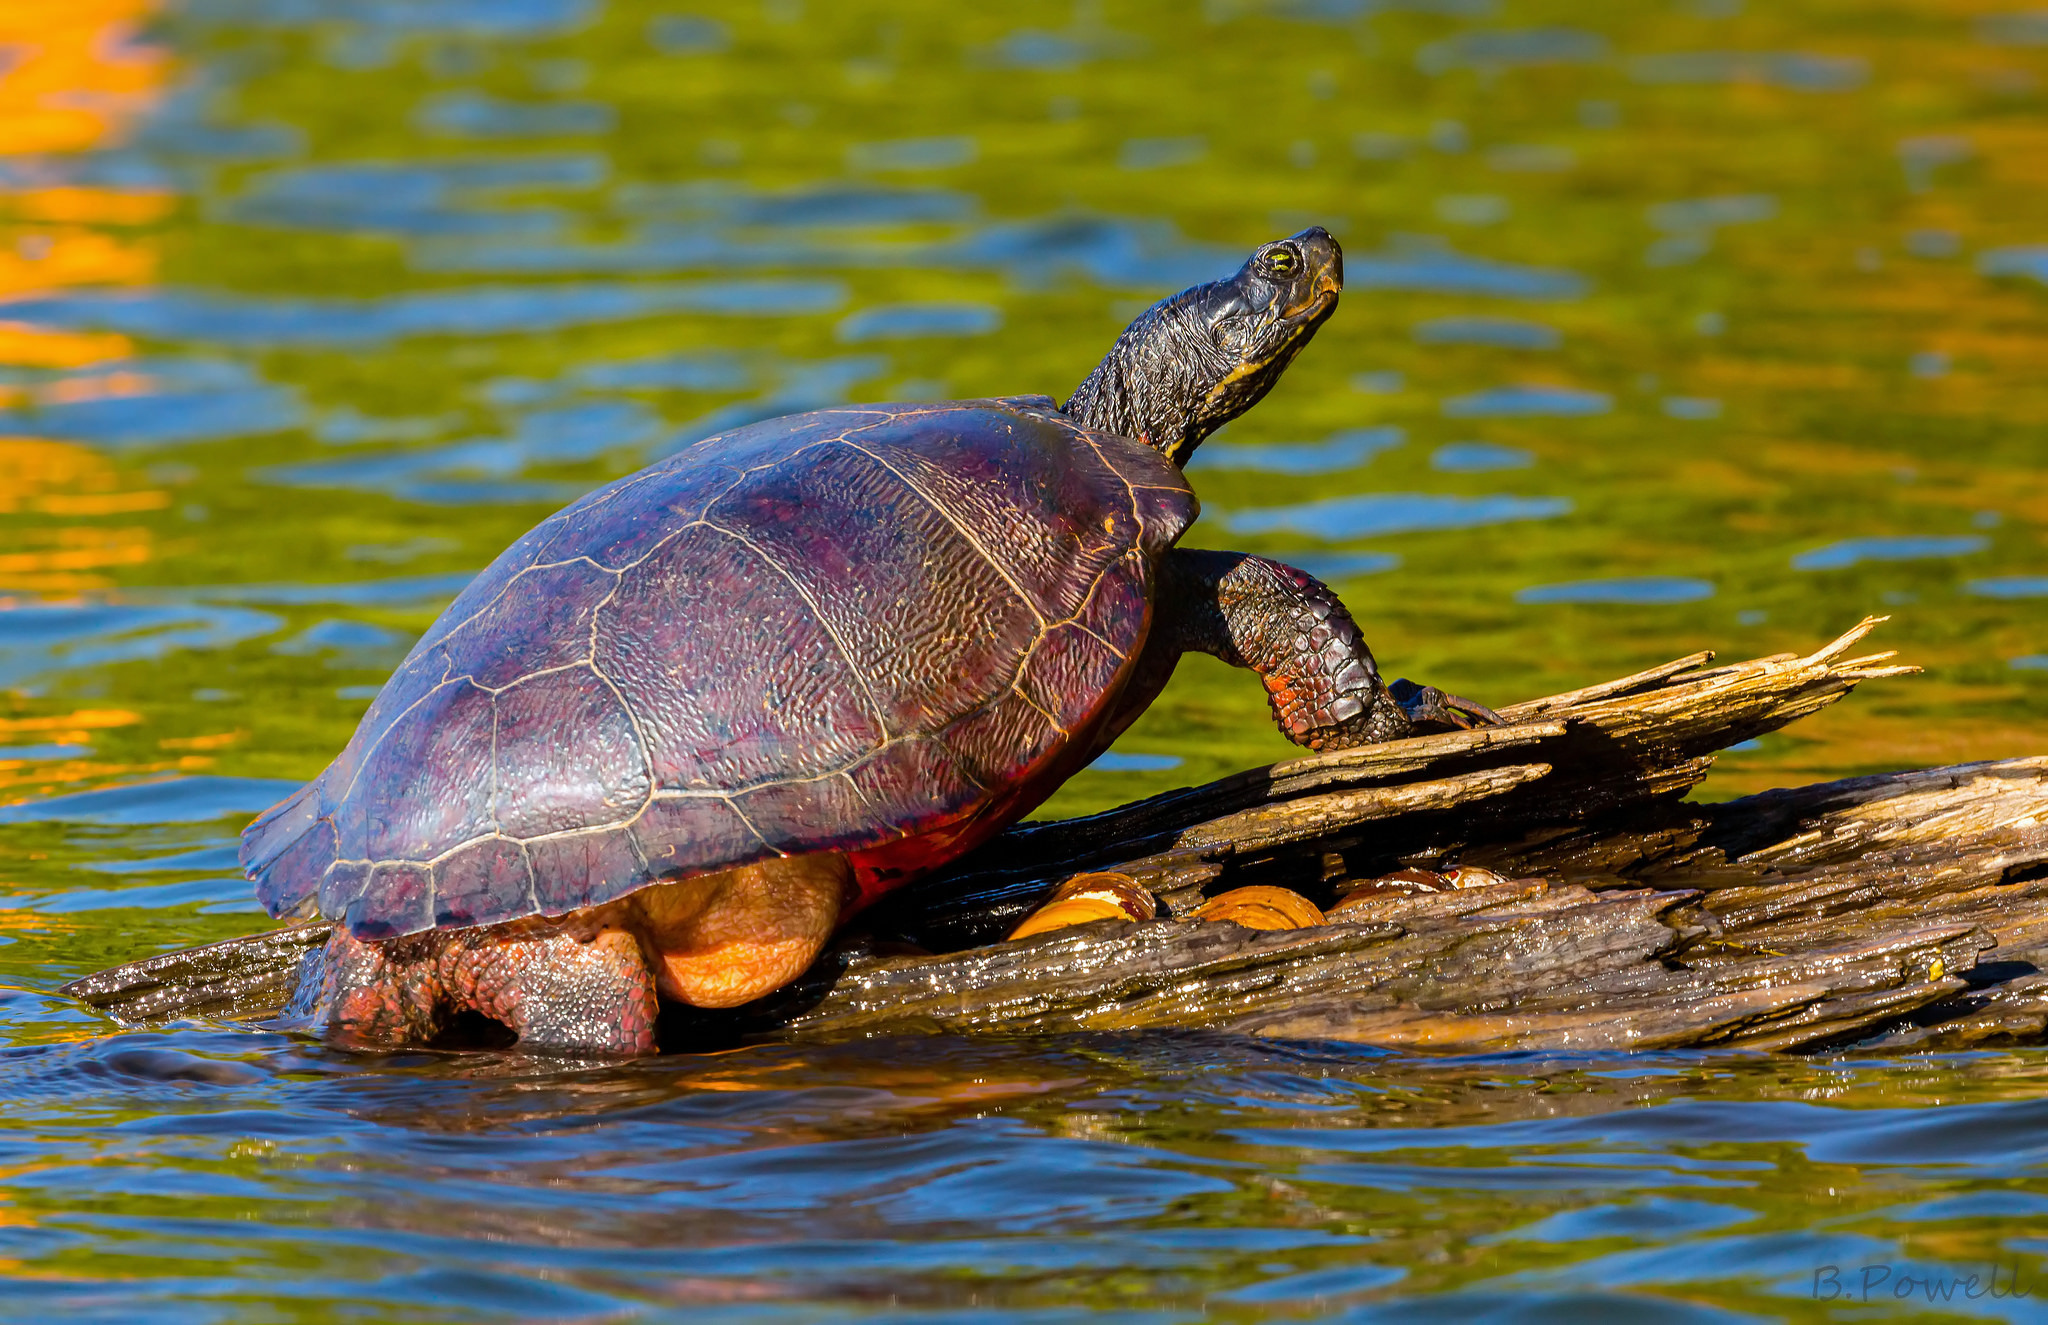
[241,397,1195,940]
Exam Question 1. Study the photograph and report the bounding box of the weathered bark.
[67,615,2048,1055]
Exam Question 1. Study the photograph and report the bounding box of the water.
[3,0,2048,1316]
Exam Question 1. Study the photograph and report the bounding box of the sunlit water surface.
[2,0,2048,1317]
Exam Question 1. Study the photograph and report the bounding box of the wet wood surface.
[68,616,2048,1055]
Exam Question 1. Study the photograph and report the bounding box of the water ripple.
[1226,494,1573,540]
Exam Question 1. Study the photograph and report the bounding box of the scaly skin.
[306,853,851,1054]
[1166,549,1411,749]
[315,917,659,1055]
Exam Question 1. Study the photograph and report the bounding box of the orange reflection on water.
[0,0,172,602]
[0,706,153,801]
[0,322,132,369]
[0,0,167,156]
[0,0,173,822]
[0,0,167,305]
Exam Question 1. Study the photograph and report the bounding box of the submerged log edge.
[62,617,2048,1055]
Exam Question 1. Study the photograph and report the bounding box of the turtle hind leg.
[440,920,660,1056]
[1158,549,1498,750]
[633,854,852,1010]
[309,921,659,1056]
[308,928,449,1049]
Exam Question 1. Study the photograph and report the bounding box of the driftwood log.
[63,617,2048,1054]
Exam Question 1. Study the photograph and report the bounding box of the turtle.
[241,226,1498,1055]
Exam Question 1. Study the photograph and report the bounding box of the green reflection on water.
[2,0,2048,1313]
[3,0,2042,836]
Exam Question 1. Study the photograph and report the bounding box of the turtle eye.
[1265,247,1300,277]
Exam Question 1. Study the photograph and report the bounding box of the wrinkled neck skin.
[1062,290,1230,467]
[1062,282,1334,468]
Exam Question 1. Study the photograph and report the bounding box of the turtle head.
[1063,227,1342,466]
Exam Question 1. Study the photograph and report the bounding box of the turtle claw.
[1387,679,1503,733]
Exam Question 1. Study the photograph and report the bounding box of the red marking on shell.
[595,523,883,788]
[938,688,1060,793]
[346,680,498,863]
[526,828,646,915]
[439,561,618,689]
[252,812,334,916]
[841,734,985,830]
[729,771,882,857]
[1017,623,1129,734]
[492,667,650,838]
[318,859,371,918]
[431,837,534,928]
[351,862,433,939]
[628,796,765,879]
[703,440,1045,739]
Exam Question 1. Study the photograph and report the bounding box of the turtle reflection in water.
[242,228,1499,1055]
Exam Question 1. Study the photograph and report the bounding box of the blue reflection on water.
[1629,51,1867,91]
[1971,577,2048,598]
[80,843,244,876]
[574,351,753,393]
[228,156,601,236]
[164,573,476,607]
[191,0,596,35]
[415,92,615,139]
[1414,316,1560,349]
[837,303,1003,342]
[615,181,976,227]
[1347,243,1585,300]
[1090,752,1182,772]
[1979,247,2048,286]
[0,745,91,762]
[0,602,282,688]
[1190,427,1403,475]
[0,776,300,825]
[5,281,848,346]
[1418,27,1607,74]
[1443,385,1611,417]
[649,14,729,53]
[1227,494,1572,540]
[271,619,412,666]
[1487,1198,1757,1246]
[652,355,891,457]
[1792,536,1987,570]
[1432,442,1533,471]
[262,400,660,503]
[1649,195,1778,232]
[0,359,300,450]
[1282,551,1403,581]
[982,26,1145,70]
[1518,578,1715,605]
[847,137,978,172]
[1218,1262,1406,1302]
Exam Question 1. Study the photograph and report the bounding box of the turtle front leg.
[1156,549,1498,750]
